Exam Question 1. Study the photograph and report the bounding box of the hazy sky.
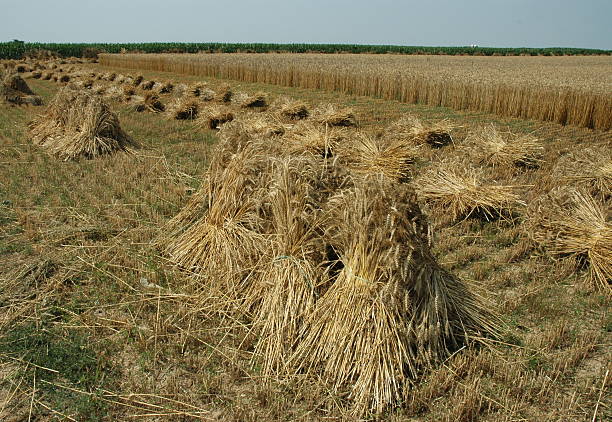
[2,0,611,49]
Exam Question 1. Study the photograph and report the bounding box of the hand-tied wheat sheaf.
[464,125,544,169]
[414,164,525,223]
[271,97,309,120]
[290,178,497,416]
[29,86,139,160]
[100,53,612,130]
[1,73,42,105]
[160,112,498,416]
[550,145,612,203]
[527,189,611,292]
[130,93,165,113]
[337,132,420,181]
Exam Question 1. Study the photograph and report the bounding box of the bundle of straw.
[236,91,268,108]
[153,81,174,94]
[228,114,286,138]
[103,85,129,102]
[131,93,165,113]
[140,80,155,90]
[166,97,200,120]
[215,115,286,146]
[466,125,543,169]
[528,188,611,292]
[164,141,273,307]
[81,79,95,89]
[1,74,42,105]
[3,74,34,95]
[283,121,347,157]
[273,97,309,120]
[389,115,456,148]
[215,83,232,103]
[122,85,136,97]
[246,158,325,376]
[199,87,216,101]
[291,177,497,415]
[338,132,420,181]
[173,83,189,97]
[551,145,611,202]
[29,87,138,160]
[196,105,234,130]
[1,88,42,105]
[70,80,88,90]
[160,103,506,416]
[198,87,216,101]
[312,104,357,127]
[188,83,210,98]
[414,165,524,222]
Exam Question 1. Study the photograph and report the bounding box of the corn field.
[1,41,610,59]
[100,53,612,130]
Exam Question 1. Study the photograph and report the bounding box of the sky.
[2,0,611,49]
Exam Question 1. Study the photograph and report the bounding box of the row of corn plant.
[1,41,610,59]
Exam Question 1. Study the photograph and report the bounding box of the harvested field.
[0,59,610,422]
[101,53,612,130]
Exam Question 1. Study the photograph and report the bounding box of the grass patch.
[0,318,117,421]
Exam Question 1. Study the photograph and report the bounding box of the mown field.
[100,53,612,130]
[0,58,610,421]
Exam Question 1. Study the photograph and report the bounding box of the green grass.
[0,319,116,421]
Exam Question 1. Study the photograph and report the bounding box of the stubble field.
[0,55,610,421]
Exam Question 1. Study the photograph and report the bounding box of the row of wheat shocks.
[27,61,610,417]
[38,59,611,293]
[100,54,612,130]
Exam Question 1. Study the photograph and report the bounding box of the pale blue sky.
[2,0,611,49]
